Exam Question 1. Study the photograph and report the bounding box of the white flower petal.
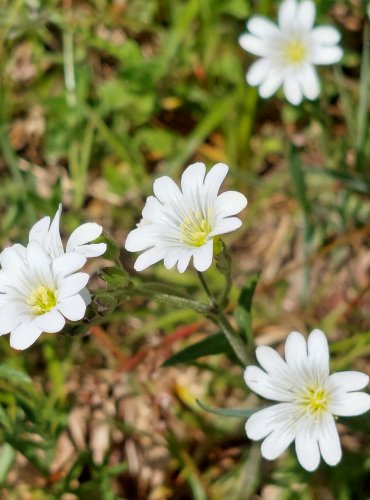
[247,16,281,39]
[125,225,156,252]
[258,71,283,98]
[164,247,182,270]
[10,320,43,350]
[278,0,297,31]
[58,273,89,299]
[203,163,229,197]
[57,294,87,321]
[299,64,320,100]
[79,287,92,306]
[297,0,316,31]
[0,247,25,274]
[246,403,294,440]
[295,429,320,471]
[181,162,206,197]
[256,345,288,377]
[26,242,54,289]
[215,191,248,218]
[283,77,303,105]
[34,309,65,333]
[284,331,307,369]
[0,304,28,335]
[142,196,165,222]
[48,204,64,258]
[66,223,103,252]
[239,34,268,57]
[318,413,342,466]
[12,244,26,258]
[52,253,87,280]
[193,240,213,272]
[307,328,329,375]
[244,366,292,402]
[210,217,242,236]
[261,426,295,460]
[153,176,183,205]
[311,26,341,46]
[29,216,50,245]
[134,247,165,272]
[329,392,370,417]
[246,59,273,86]
[76,243,107,258]
[177,251,192,273]
[328,371,369,393]
[310,46,343,65]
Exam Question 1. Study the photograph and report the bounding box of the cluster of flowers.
[0,0,367,476]
[1,161,369,472]
[0,205,106,349]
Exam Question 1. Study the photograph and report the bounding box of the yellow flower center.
[300,386,329,414]
[284,40,307,64]
[27,286,57,315]
[180,211,212,247]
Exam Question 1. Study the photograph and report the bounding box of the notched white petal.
[318,414,342,466]
[239,34,268,57]
[329,392,370,417]
[328,371,369,393]
[261,426,295,460]
[58,294,87,321]
[192,240,213,272]
[295,430,321,471]
[66,222,103,253]
[284,331,307,368]
[10,320,43,350]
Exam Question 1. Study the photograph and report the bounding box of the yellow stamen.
[300,386,328,414]
[27,286,57,315]
[180,211,212,247]
[284,40,307,64]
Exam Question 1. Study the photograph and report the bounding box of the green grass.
[0,0,369,498]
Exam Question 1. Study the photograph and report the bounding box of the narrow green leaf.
[288,145,311,218]
[238,273,260,314]
[356,20,370,169]
[163,332,233,367]
[236,273,260,343]
[311,167,370,196]
[0,444,15,484]
[196,399,261,418]
[0,365,32,385]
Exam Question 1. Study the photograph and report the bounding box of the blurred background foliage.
[0,0,369,498]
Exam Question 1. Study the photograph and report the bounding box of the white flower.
[29,204,107,259]
[0,242,90,350]
[244,329,370,471]
[239,0,343,105]
[125,162,248,273]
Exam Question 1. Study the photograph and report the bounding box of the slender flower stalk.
[244,329,370,471]
[239,0,343,105]
[125,162,247,273]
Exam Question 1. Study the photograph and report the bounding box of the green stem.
[95,283,213,315]
[356,19,370,170]
[333,65,356,147]
[137,288,212,315]
[197,271,216,306]
[213,310,251,366]
[197,271,250,365]
[217,245,232,307]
